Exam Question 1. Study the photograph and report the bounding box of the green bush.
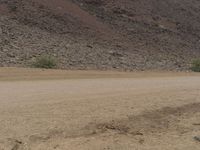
[191,59,200,72]
[33,55,57,69]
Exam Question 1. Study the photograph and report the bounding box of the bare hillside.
[0,0,200,70]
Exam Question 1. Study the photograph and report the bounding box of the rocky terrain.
[0,0,200,70]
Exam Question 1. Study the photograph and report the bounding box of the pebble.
[194,136,200,142]
[0,27,2,34]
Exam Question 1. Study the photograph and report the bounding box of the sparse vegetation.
[191,59,200,72]
[9,4,18,12]
[33,55,57,69]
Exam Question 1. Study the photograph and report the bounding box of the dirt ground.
[0,67,200,150]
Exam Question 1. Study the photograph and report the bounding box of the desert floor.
[0,68,200,150]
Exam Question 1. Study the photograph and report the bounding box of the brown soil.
[0,68,200,149]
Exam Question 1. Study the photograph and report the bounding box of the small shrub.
[191,59,200,72]
[33,55,57,69]
[9,5,18,12]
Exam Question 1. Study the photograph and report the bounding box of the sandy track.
[0,68,200,150]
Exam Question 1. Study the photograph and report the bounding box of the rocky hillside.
[0,0,200,70]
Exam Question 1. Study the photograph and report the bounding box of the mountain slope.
[0,0,200,70]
